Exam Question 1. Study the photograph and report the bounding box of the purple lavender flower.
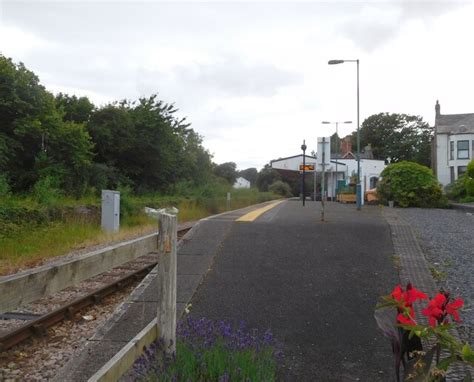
[131,317,282,381]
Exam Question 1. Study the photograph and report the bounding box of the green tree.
[213,162,237,184]
[330,132,340,155]
[256,166,281,192]
[87,95,208,193]
[0,55,215,196]
[350,113,433,167]
[0,55,93,193]
[55,93,94,123]
[87,103,135,188]
[177,130,213,186]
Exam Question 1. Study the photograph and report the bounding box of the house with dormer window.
[432,100,474,187]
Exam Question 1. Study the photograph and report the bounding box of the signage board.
[317,137,331,166]
[299,164,315,171]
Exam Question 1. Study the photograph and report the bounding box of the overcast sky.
[1,0,473,170]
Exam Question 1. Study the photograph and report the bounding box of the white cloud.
[1,1,473,170]
[0,25,53,58]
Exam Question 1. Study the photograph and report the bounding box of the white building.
[432,101,474,187]
[233,177,251,189]
[270,149,385,202]
[336,158,386,194]
[270,154,317,172]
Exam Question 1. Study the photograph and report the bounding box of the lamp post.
[322,120,352,200]
[328,59,361,210]
[301,140,307,206]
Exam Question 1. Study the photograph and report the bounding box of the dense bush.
[445,174,467,201]
[377,161,446,208]
[444,159,474,203]
[268,180,292,197]
[0,175,10,197]
[256,167,281,192]
[466,159,474,197]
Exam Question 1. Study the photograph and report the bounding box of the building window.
[457,140,469,159]
[458,166,467,177]
[369,177,378,189]
[450,167,455,183]
[450,141,454,160]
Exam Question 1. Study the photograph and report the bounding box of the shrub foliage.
[466,159,474,197]
[377,161,445,208]
[268,180,292,197]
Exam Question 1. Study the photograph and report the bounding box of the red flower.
[446,298,464,322]
[390,284,426,326]
[422,293,464,327]
[390,284,428,323]
[391,285,404,302]
[405,283,428,305]
[397,313,416,326]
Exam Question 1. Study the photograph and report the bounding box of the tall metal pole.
[301,140,307,207]
[328,58,360,210]
[321,137,326,221]
[356,59,361,211]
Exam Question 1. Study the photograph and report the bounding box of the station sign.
[299,164,315,171]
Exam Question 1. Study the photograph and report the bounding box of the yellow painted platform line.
[236,200,285,222]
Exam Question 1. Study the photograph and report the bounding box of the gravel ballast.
[394,207,473,344]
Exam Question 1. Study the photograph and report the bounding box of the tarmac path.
[189,200,397,381]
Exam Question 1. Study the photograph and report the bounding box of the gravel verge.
[394,207,474,345]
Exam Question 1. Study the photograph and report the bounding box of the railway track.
[0,226,192,380]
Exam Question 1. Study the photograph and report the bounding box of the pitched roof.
[331,152,374,160]
[270,154,317,163]
[436,113,474,134]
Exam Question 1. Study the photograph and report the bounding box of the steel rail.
[0,261,157,352]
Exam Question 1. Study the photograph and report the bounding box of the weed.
[391,255,401,271]
[428,265,446,281]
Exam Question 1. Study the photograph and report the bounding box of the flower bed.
[132,318,282,381]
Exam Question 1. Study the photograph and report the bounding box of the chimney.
[340,137,352,156]
[435,100,440,117]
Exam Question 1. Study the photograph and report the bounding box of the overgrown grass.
[0,188,278,275]
[0,214,156,275]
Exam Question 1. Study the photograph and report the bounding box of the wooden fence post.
[157,211,177,353]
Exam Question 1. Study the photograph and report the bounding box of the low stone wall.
[0,233,158,313]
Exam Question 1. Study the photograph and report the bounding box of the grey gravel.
[395,207,474,344]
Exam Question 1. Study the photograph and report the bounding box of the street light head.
[328,60,344,65]
[301,139,307,151]
[321,121,331,124]
[344,121,352,124]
